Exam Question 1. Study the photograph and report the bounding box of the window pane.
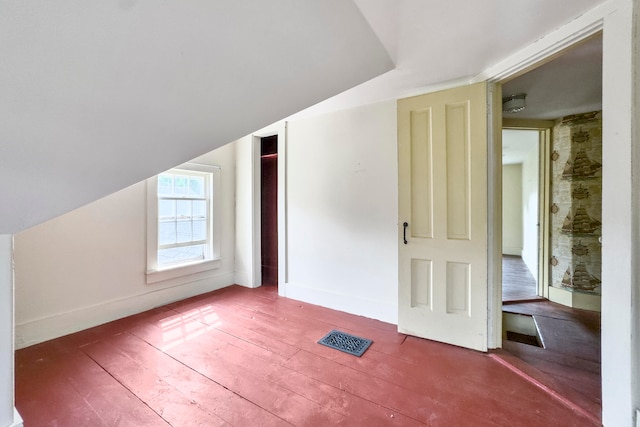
[158,244,205,266]
[153,167,216,271]
[176,221,192,243]
[174,175,189,196]
[190,176,205,198]
[158,199,176,219]
[192,200,207,219]
[192,220,207,241]
[158,221,176,245]
[158,174,173,196]
[176,200,191,219]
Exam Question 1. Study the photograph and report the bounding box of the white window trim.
[146,163,222,284]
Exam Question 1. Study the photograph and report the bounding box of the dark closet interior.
[260,136,278,286]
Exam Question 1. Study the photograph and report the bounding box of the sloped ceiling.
[296,0,604,117]
[0,0,393,233]
[0,0,606,233]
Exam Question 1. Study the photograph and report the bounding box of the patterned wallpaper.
[550,111,602,295]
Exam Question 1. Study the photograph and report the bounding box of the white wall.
[502,164,523,256]
[521,144,539,281]
[633,0,640,421]
[0,235,22,427]
[601,1,637,425]
[13,143,237,349]
[284,101,398,323]
[0,235,11,427]
[234,134,258,288]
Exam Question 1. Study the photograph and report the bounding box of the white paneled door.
[398,82,489,352]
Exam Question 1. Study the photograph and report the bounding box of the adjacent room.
[499,35,603,416]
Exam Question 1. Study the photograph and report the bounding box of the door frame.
[474,17,605,350]
[478,3,639,425]
[502,119,553,299]
[251,122,288,297]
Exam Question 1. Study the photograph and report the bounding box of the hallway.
[502,255,542,303]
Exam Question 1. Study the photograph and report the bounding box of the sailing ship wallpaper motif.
[562,207,601,235]
[562,149,602,179]
[571,184,590,200]
[571,128,590,143]
[571,240,590,256]
[551,112,602,296]
[561,263,602,292]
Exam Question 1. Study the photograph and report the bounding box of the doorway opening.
[501,128,545,303]
[497,33,603,420]
[260,135,278,287]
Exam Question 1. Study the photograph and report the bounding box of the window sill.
[146,258,221,284]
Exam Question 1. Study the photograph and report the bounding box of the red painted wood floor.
[16,285,600,426]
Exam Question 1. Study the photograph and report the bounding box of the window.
[146,164,221,283]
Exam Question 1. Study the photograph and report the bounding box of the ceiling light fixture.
[503,93,527,113]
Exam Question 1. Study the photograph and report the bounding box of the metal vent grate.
[317,330,372,357]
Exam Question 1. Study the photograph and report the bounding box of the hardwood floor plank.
[290,352,471,425]
[502,341,601,397]
[500,298,601,420]
[16,344,170,427]
[16,285,601,426]
[131,302,424,424]
[489,350,602,425]
[292,347,596,427]
[164,328,422,426]
[137,326,349,425]
[82,333,288,427]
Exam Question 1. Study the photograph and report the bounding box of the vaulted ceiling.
[0,0,605,233]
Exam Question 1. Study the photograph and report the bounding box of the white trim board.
[15,272,234,349]
[284,282,397,325]
[10,408,23,427]
[473,1,636,425]
[474,0,608,352]
[249,122,289,297]
[472,2,610,84]
[502,248,523,257]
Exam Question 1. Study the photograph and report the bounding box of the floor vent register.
[317,329,372,357]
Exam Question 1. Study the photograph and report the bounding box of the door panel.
[410,108,434,239]
[398,82,488,352]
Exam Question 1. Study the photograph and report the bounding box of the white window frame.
[146,163,221,284]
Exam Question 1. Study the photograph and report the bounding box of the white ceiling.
[502,129,539,165]
[0,0,607,233]
[502,34,603,120]
[501,35,602,164]
[295,0,604,117]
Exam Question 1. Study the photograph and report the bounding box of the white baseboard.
[548,286,601,312]
[10,408,23,427]
[283,282,397,325]
[233,270,251,288]
[15,272,234,349]
[502,247,522,256]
